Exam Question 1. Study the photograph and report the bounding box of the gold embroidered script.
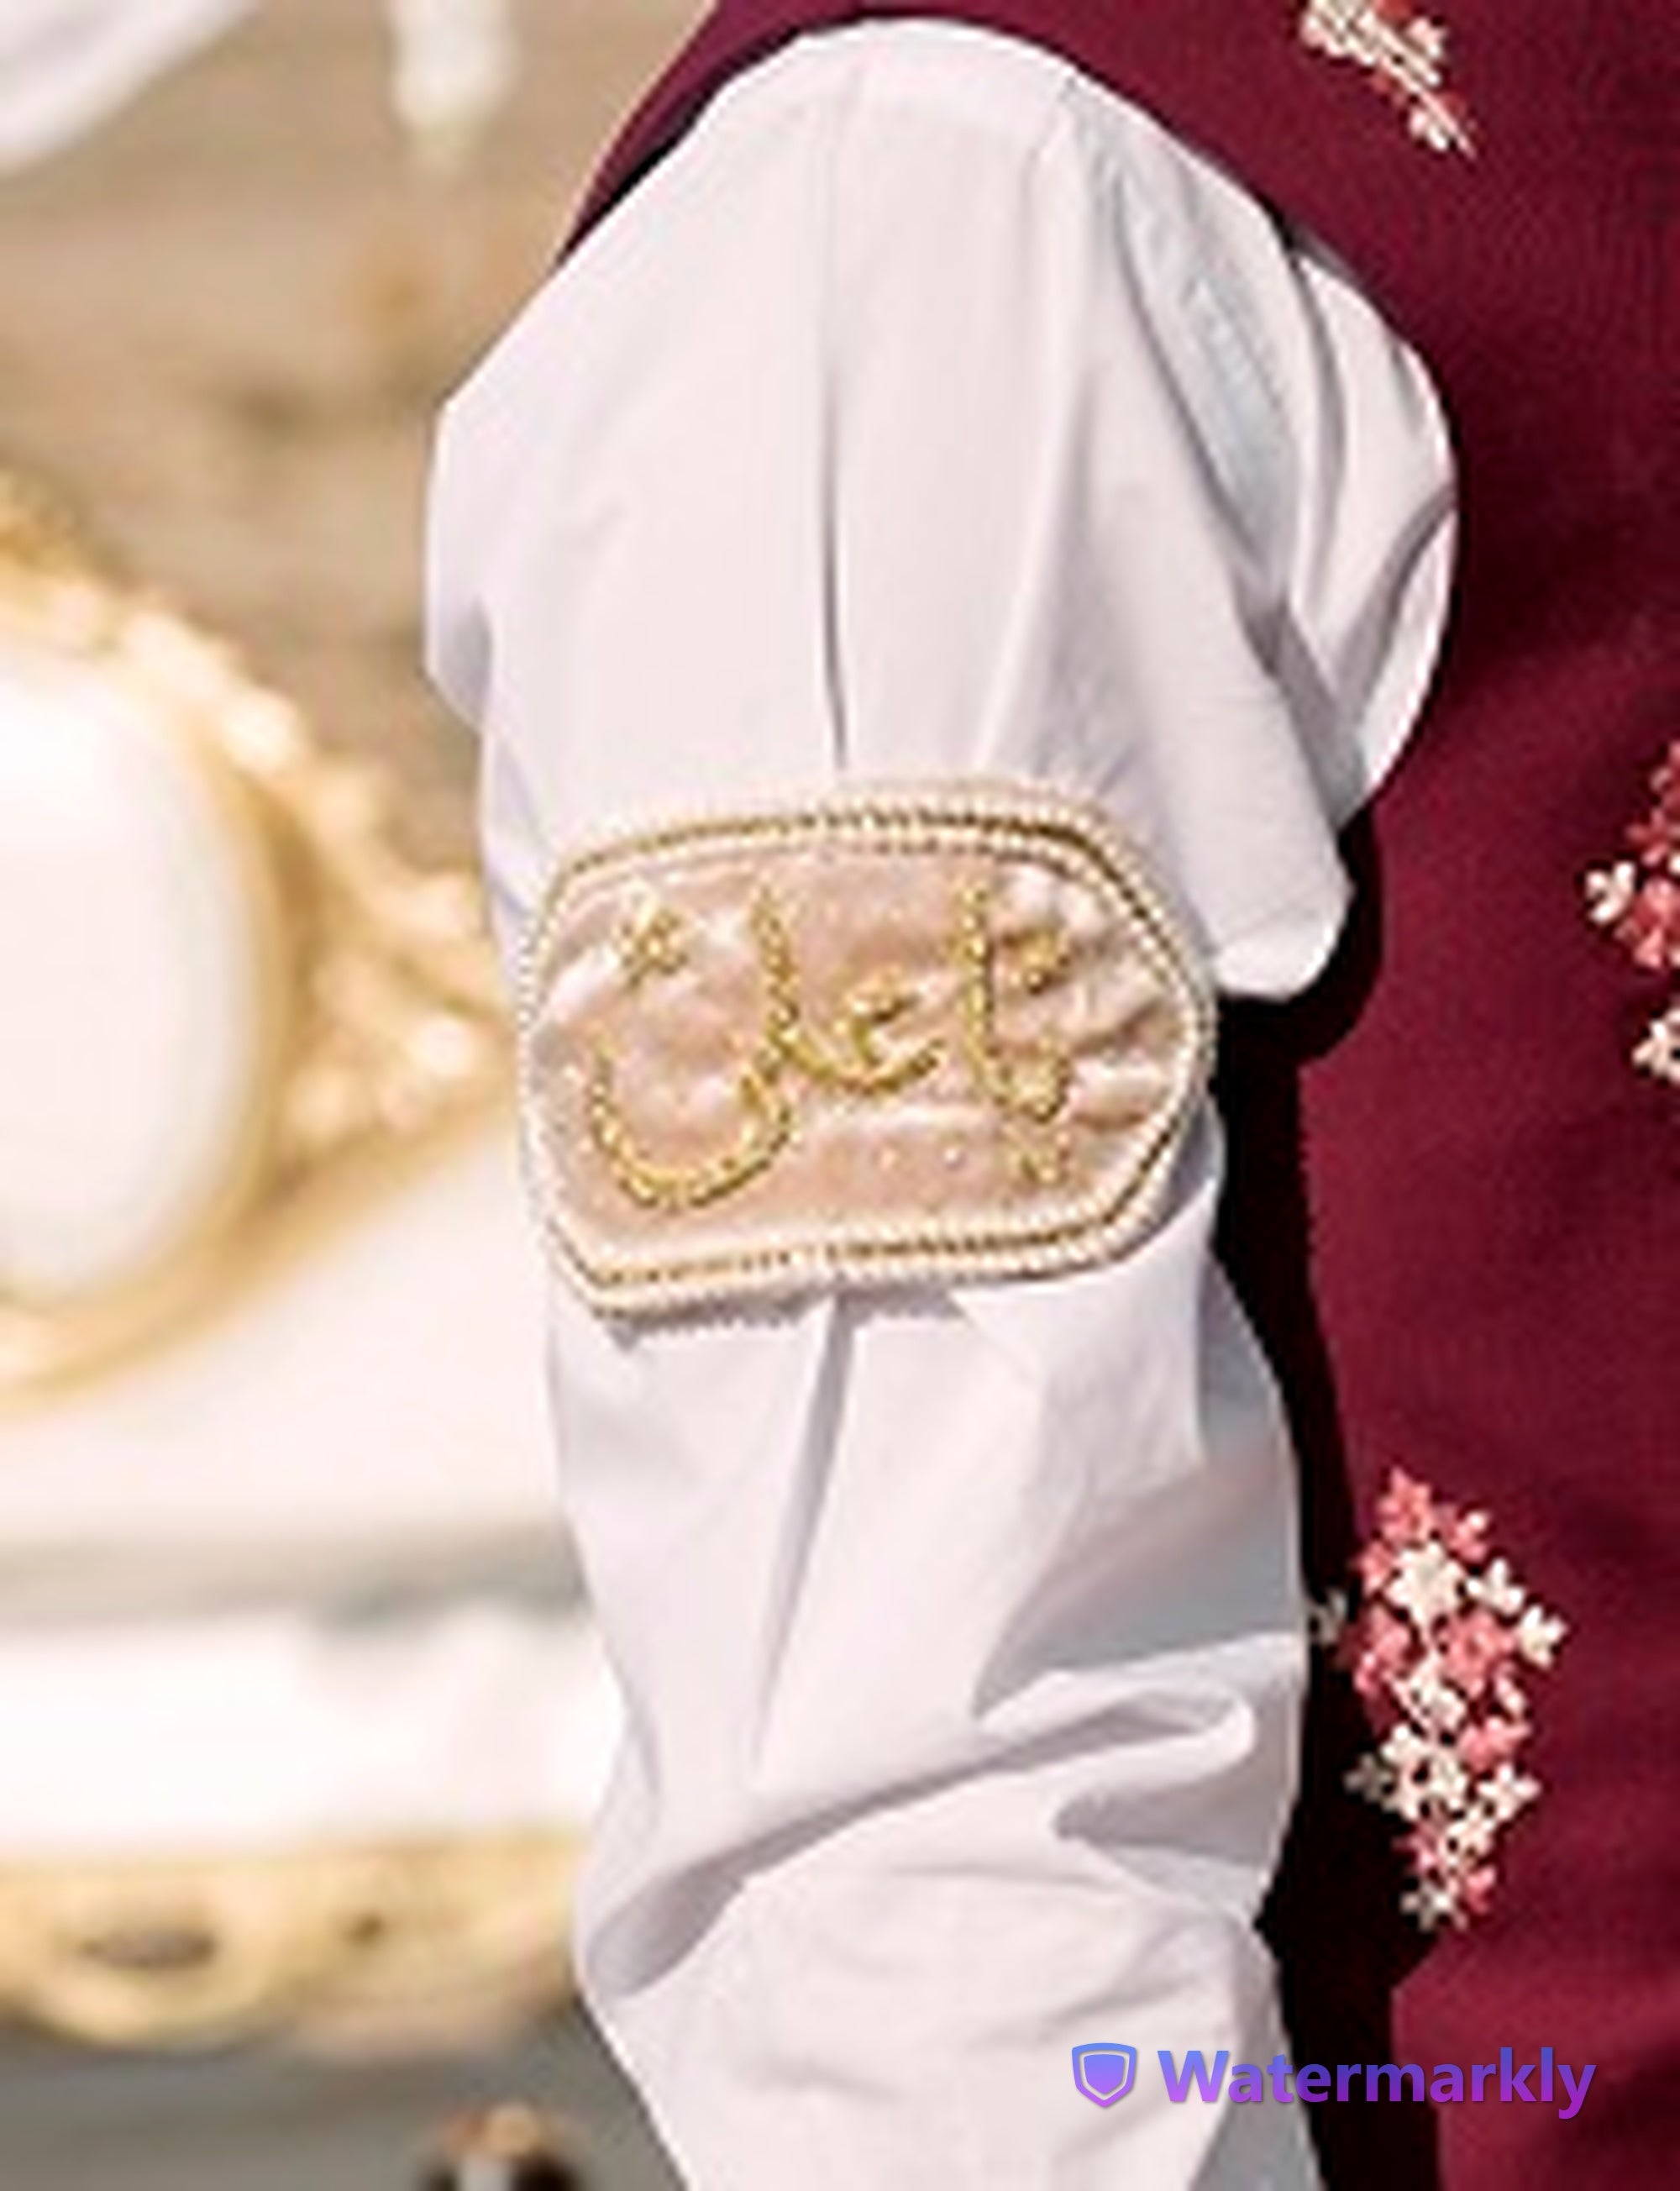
[516,786,1213,1315]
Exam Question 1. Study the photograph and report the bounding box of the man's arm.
[427,24,1451,2186]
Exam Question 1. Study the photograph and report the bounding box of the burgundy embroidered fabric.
[570,8,1677,2183]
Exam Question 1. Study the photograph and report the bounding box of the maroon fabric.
[569,8,1677,2183]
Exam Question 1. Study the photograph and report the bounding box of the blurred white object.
[0,0,250,170]
[387,0,515,173]
[0,479,615,2049]
[1,1132,584,1606]
[0,1588,615,1858]
[0,637,267,1306]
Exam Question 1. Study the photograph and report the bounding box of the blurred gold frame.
[0,473,508,1403]
[0,481,580,2053]
[0,1833,578,2052]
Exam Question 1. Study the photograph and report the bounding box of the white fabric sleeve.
[0,0,250,170]
[426,21,1452,2190]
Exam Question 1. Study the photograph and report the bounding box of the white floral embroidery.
[1584,859,1640,928]
[1516,1603,1567,1668]
[1465,1555,1525,1618]
[1583,741,1680,1088]
[1633,1003,1680,1087]
[1388,1539,1463,1627]
[1297,0,1477,155]
[1395,1655,1468,1735]
[1307,1589,1352,1649]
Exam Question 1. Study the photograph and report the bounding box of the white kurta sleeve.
[427,22,1452,2189]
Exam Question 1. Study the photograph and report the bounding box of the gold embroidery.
[1015,925,1076,996]
[584,1041,795,1213]
[613,897,689,988]
[586,881,947,1211]
[956,881,1079,1190]
[752,886,944,1097]
[1297,0,1477,157]
[516,785,1213,1316]
[957,881,1075,1110]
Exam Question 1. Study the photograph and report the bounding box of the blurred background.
[0,4,703,2185]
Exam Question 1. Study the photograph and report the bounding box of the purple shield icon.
[1073,2044,1138,2108]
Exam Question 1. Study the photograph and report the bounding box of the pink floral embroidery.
[1438,1605,1513,1699]
[1296,0,1478,157]
[1318,1469,1567,1933]
[1584,738,1680,1085]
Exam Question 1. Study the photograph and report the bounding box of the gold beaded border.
[514,781,1215,1316]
